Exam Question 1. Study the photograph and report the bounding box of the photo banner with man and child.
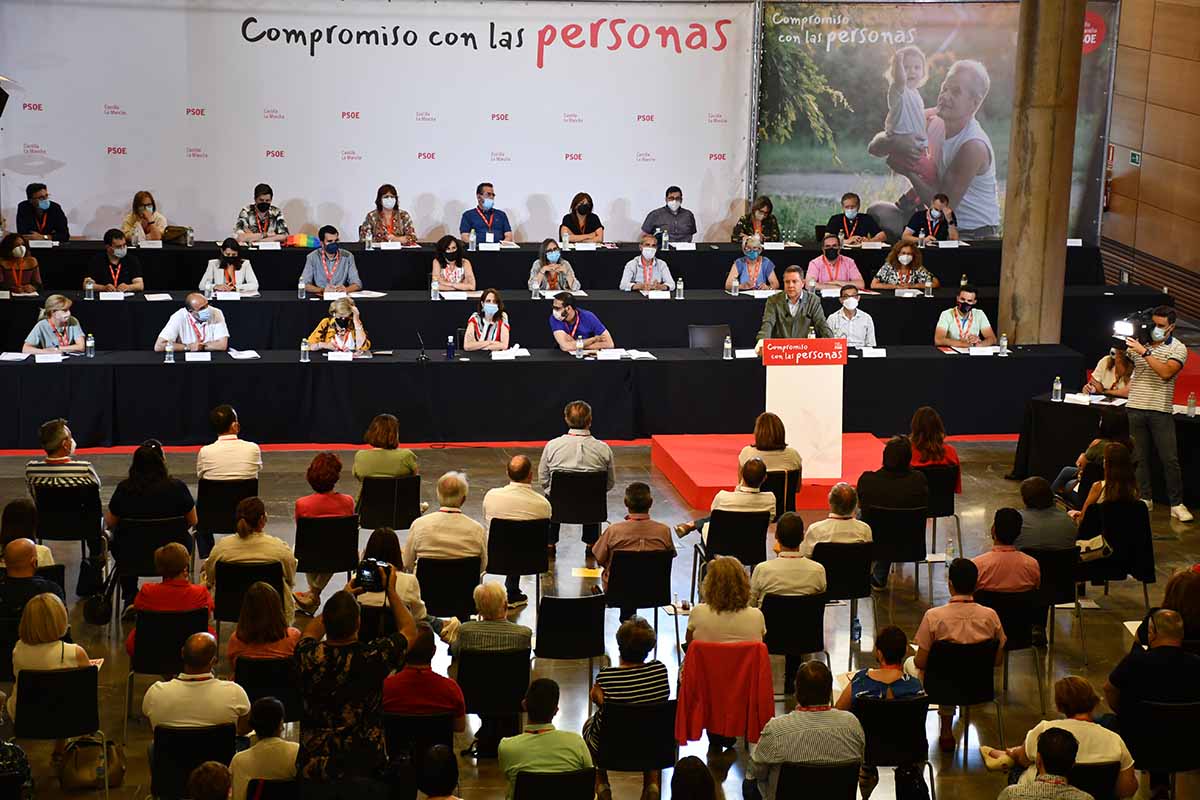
[757,1,1117,244]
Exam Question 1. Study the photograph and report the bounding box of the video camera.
[355,557,392,592]
[1112,307,1157,345]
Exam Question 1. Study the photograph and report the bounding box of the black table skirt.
[1010,395,1200,505]
[0,346,1083,448]
[0,287,1162,360]
[30,240,1105,293]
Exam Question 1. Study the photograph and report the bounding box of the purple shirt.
[549,308,606,340]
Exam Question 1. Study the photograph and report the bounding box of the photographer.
[1124,306,1193,522]
[355,528,452,638]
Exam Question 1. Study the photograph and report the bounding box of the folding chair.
[914,464,963,558]
[534,594,606,712]
[605,550,680,662]
[514,768,596,800]
[975,589,1046,714]
[690,509,770,603]
[234,656,302,722]
[488,518,551,614]
[549,471,609,545]
[124,607,209,743]
[861,506,929,620]
[853,695,936,800]
[150,724,236,800]
[761,593,830,698]
[923,640,1004,768]
[415,557,481,621]
[357,475,422,531]
[776,762,861,800]
[195,478,259,556]
[812,541,875,669]
[31,483,103,561]
[294,515,359,580]
[112,516,195,618]
[760,469,801,519]
[15,666,107,799]
[594,700,678,774]
[212,560,284,642]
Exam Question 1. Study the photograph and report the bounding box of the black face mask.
[334,317,350,330]
[576,203,592,216]
[823,248,839,261]
[222,255,240,265]
[255,201,271,213]
[443,249,460,263]
[958,301,974,314]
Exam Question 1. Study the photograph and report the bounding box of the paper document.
[597,349,626,360]
[744,290,779,299]
[228,349,261,360]
[672,242,696,251]
[11,292,38,297]
[860,241,885,250]
[763,242,785,251]
[573,242,598,251]
[322,291,347,300]
[35,353,64,364]
[491,347,531,360]
[895,289,923,298]
[541,290,587,298]
[145,293,173,301]
[99,292,125,301]
[499,241,520,249]
[0,291,10,300]
[627,350,657,360]
[1097,397,1127,407]
[735,349,759,359]
[0,353,30,361]
[1064,393,1094,405]
[28,240,55,249]
[819,289,841,298]
[214,291,241,301]
[969,346,999,356]
[326,351,353,362]
[478,243,501,252]
[184,352,211,362]
[1067,238,1083,247]
[376,242,406,250]
[439,291,470,301]
[349,290,387,299]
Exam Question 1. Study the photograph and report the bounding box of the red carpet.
[651,433,886,512]
[0,438,654,458]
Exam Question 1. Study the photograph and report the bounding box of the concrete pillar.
[998,0,1088,344]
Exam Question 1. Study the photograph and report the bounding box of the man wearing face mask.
[16,183,70,243]
[619,234,673,291]
[827,285,877,348]
[549,293,614,353]
[460,182,513,244]
[824,192,886,245]
[25,418,106,566]
[1124,306,1192,522]
[755,266,833,352]
[805,234,865,290]
[640,185,698,243]
[301,226,362,295]
[235,183,289,244]
[199,238,259,293]
[902,192,959,244]
[934,283,996,347]
[85,229,144,292]
[155,293,230,353]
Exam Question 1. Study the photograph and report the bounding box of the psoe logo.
[636,114,655,123]
[341,111,360,120]
[106,146,127,156]
[490,113,510,121]
[708,153,727,161]
[265,149,285,158]
[185,107,206,116]
[103,104,126,116]
[564,153,583,161]
[22,103,44,112]
[417,152,437,160]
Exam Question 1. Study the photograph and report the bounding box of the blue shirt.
[301,248,362,288]
[459,206,512,242]
[549,308,606,340]
[735,256,777,287]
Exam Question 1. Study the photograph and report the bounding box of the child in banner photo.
[876,45,936,187]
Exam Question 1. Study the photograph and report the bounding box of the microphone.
[416,331,429,362]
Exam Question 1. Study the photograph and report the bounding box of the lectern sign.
[762,338,848,366]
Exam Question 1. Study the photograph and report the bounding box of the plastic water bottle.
[430,279,440,301]
[1052,376,1063,402]
[85,334,95,358]
[998,333,1009,356]
[300,339,310,363]
[917,229,926,248]
[960,273,968,288]
[364,226,374,249]
[723,335,732,360]
[808,329,817,339]
[675,277,684,300]
[850,618,863,642]
[730,278,740,297]
[837,231,845,249]
[1188,392,1197,418]
[924,279,933,298]
[186,227,195,247]
[445,335,456,360]
[662,228,670,251]
[530,279,540,300]
[561,229,570,250]
[297,279,306,300]
[1119,268,1130,285]
[203,278,213,300]
[164,346,175,364]
[84,279,95,301]
[946,535,957,560]
[575,336,584,358]
[468,229,477,252]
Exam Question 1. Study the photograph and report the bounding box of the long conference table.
[1,346,1084,448]
[0,286,1165,361]
[29,240,1106,292]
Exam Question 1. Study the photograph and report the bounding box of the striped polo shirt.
[1127,339,1188,413]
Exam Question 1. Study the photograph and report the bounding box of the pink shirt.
[591,514,675,588]
[914,596,1006,652]
[973,546,1041,593]
[227,627,302,670]
[805,254,863,284]
[294,492,355,520]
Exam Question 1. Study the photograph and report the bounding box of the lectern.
[761,338,848,480]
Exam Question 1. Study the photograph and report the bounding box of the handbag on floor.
[57,734,126,789]
[81,569,119,626]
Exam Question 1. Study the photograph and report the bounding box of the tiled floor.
[1,440,1196,799]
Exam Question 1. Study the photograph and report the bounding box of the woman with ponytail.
[203,496,298,624]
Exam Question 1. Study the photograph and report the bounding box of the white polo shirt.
[482,481,552,526]
[703,485,777,542]
[142,673,250,729]
[402,508,488,573]
[197,435,263,481]
[157,307,230,347]
[799,516,873,558]
[749,551,827,607]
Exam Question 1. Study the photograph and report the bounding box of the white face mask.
[381,196,397,210]
[666,199,681,212]
[842,296,859,311]
[898,254,913,266]
[641,247,657,261]
[11,245,26,259]
[552,309,566,321]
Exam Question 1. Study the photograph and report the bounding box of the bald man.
[143,632,250,732]
[154,293,230,352]
[482,456,552,607]
[403,471,488,577]
[0,538,65,626]
[799,483,873,558]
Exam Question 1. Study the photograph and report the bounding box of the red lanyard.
[186,315,208,344]
[752,219,763,235]
[568,314,581,338]
[7,262,22,289]
[641,258,655,285]
[842,217,858,239]
[476,208,494,230]
[320,251,337,284]
[955,310,973,341]
[255,211,269,235]
[745,258,761,286]
[927,212,942,237]
[49,319,70,347]
[547,271,560,290]
[332,327,353,351]
[824,257,841,282]
[109,260,122,287]
[224,263,237,286]
[36,213,49,233]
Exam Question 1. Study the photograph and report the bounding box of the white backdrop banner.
[0,0,756,242]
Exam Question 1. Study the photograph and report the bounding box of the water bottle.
[1052,376,1063,402]
[1119,268,1130,285]
[960,273,968,288]
[186,227,194,247]
[84,279,95,301]
[575,335,584,358]
[468,229,477,252]
[85,334,95,358]
[430,279,440,301]
[297,279,306,300]
[561,228,570,250]
[945,534,956,560]
[837,231,845,249]
[1188,392,1197,418]
[723,335,732,360]
[300,339,310,363]
[365,227,374,249]
[662,228,670,251]
[924,279,933,298]
[164,346,175,364]
[808,329,817,339]
[917,229,926,248]
[530,279,540,300]
[730,277,740,297]
[675,277,684,300]
[203,278,213,300]
[998,333,1009,356]
[850,618,863,642]
[445,335,456,360]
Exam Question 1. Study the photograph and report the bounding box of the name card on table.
[763,242,785,251]
[99,292,125,301]
[861,347,887,358]
[254,241,281,250]
[322,291,347,300]
[968,346,999,356]
[184,352,211,362]
[0,352,30,361]
[145,293,173,301]
[376,242,407,250]
[439,291,469,301]
[761,338,848,366]
[937,240,961,248]
[1067,238,1083,247]
[642,290,671,300]
[743,289,779,299]
[573,242,598,251]
[819,289,841,298]
[735,349,759,359]
[28,239,55,249]
[215,291,241,301]
[137,240,163,249]
[478,242,502,252]
[597,349,626,360]
[860,241,885,250]
[540,290,588,299]
[326,351,354,362]
[35,353,64,364]
[672,242,697,251]
[0,291,9,300]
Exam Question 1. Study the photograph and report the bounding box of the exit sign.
[1129,151,1142,166]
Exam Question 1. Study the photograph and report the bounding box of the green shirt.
[498,723,592,800]
[352,448,418,481]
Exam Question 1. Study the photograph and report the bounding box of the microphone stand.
[416,332,429,362]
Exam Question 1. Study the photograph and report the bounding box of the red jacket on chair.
[675,640,775,745]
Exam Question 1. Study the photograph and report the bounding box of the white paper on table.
[99,292,125,301]
[11,292,39,297]
[228,349,261,360]
[860,241,886,250]
[642,290,671,300]
[322,291,347,300]
[214,291,241,301]
[937,240,960,249]
[137,240,163,249]
[895,289,923,298]
[627,349,657,360]
[28,239,54,249]
[0,352,30,361]
[950,347,971,355]
[34,353,65,364]
[1067,238,1083,247]
[968,346,998,356]
[1098,397,1127,407]
[672,242,697,251]
[326,351,353,362]
[491,349,518,360]
[144,293,173,301]
[349,290,387,299]
[762,242,785,251]
[735,349,759,359]
[0,291,12,301]
[499,241,521,249]
[376,242,406,250]
[573,242,598,252]
[819,289,841,299]
[744,289,779,299]
[540,290,587,298]
[597,348,627,360]
[1064,393,1094,405]
[861,348,887,358]
[439,291,469,301]
[254,241,282,250]
[478,242,502,252]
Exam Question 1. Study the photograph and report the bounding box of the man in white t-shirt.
[934,284,996,347]
[229,698,298,800]
[154,293,230,352]
[800,483,873,558]
[195,404,263,556]
[143,633,250,732]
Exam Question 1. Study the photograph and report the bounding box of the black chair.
[415,557,481,621]
[594,700,678,773]
[914,464,963,558]
[549,471,609,535]
[124,607,210,743]
[923,640,1003,768]
[761,469,802,519]
[245,779,299,800]
[357,475,422,531]
[150,724,237,800]
[212,560,285,641]
[812,541,876,669]
[687,324,731,350]
[1073,461,1105,509]
[861,506,929,619]
[1077,500,1156,611]
[112,516,195,616]
[0,616,18,682]
[0,563,70,591]
[31,483,103,560]
[234,656,302,722]
[975,589,1046,714]
[14,667,107,799]
[853,695,936,800]
[1124,700,1200,798]
[1068,761,1121,800]
[455,649,531,719]
[456,327,467,352]
[691,509,771,603]
[360,603,398,641]
[514,767,596,800]
[382,712,456,764]
[776,762,861,800]
[488,518,551,612]
[761,593,829,697]
[534,594,606,712]
[605,550,680,662]
[293,515,359,579]
[195,477,259,554]
[1022,547,1088,664]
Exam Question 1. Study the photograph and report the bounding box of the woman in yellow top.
[307,297,371,352]
[121,190,167,244]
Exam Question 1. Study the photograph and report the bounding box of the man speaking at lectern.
[755,265,833,353]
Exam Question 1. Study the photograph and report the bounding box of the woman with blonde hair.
[9,593,91,739]
[739,412,802,473]
[22,293,85,354]
[121,189,167,244]
[307,297,371,352]
[687,556,765,644]
[204,497,298,624]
